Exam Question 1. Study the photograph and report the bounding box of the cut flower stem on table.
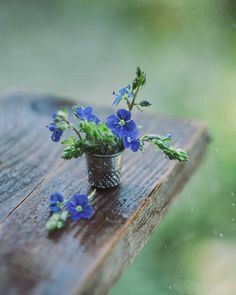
[46,190,96,232]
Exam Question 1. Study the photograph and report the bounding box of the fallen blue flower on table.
[75,106,100,125]
[66,193,94,221]
[106,108,137,139]
[48,192,64,212]
[46,190,96,232]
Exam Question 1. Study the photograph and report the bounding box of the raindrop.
[231,218,235,222]
[232,202,235,207]
[168,286,172,290]
[215,148,219,153]
[219,233,224,238]
[231,192,235,197]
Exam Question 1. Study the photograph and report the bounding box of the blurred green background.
[0,0,235,294]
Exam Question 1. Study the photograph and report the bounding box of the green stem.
[129,88,139,111]
[72,126,83,140]
[125,98,132,110]
[65,120,83,140]
[88,189,96,200]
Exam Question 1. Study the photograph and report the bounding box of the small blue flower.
[106,109,137,139]
[112,84,133,107]
[75,106,100,124]
[66,193,94,221]
[48,192,64,212]
[123,127,140,152]
[47,122,64,142]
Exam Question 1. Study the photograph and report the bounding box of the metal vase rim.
[85,149,124,158]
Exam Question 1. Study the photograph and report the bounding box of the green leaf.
[61,139,85,159]
[61,140,70,145]
[69,136,75,143]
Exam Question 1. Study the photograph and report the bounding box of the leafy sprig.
[141,134,188,162]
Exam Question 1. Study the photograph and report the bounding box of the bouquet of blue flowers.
[47,67,188,163]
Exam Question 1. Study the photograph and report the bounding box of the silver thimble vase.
[85,151,123,189]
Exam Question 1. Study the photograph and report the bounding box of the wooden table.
[0,93,209,295]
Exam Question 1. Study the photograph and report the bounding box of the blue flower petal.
[51,130,63,142]
[84,106,93,116]
[119,88,127,96]
[48,204,54,211]
[76,106,100,124]
[80,205,94,219]
[123,120,136,134]
[72,193,81,205]
[131,127,139,139]
[70,212,81,221]
[74,194,89,206]
[66,201,77,213]
[123,136,131,148]
[130,139,140,152]
[72,193,89,206]
[89,114,100,124]
[48,203,61,212]
[126,83,131,90]
[76,107,84,119]
[113,125,123,138]
[50,194,58,204]
[119,84,131,96]
[106,114,119,129]
[54,192,64,203]
[112,84,132,107]
[117,109,131,121]
[112,95,122,107]
[50,192,64,204]
[48,123,57,132]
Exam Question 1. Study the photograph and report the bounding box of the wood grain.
[0,93,209,295]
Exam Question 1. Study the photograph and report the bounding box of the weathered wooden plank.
[0,93,209,295]
[0,93,104,221]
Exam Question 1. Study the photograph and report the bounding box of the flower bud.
[139,100,151,107]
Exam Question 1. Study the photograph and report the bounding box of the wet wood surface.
[0,93,209,295]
